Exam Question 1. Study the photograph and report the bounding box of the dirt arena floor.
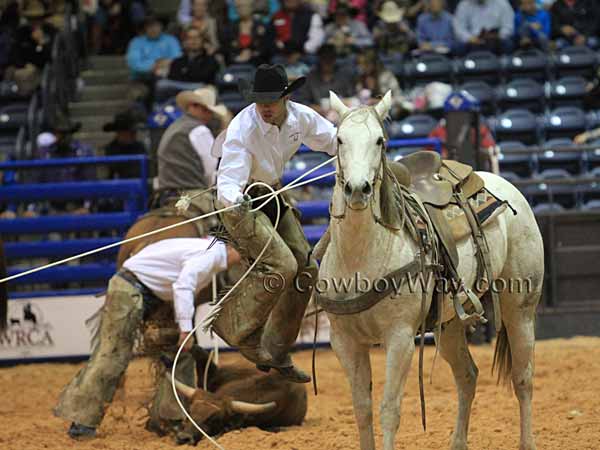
[1,336,599,450]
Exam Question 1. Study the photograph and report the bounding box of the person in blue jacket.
[126,15,182,81]
[514,0,551,50]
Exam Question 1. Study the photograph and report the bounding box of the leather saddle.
[390,151,484,207]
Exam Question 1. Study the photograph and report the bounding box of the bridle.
[330,106,403,231]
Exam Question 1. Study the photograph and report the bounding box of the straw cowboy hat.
[22,1,51,19]
[238,64,306,103]
[175,87,228,118]
[378,1,405,24]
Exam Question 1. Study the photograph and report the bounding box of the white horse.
[318,91,544,450]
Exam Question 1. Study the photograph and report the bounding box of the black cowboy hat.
[51,113,81,134]
[103,111,139,132]
[238,64,306,104]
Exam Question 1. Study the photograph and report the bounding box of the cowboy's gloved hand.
[233,193,253,216]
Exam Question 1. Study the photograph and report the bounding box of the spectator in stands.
[355,49,410,119]
[295,44,357,121]
[176,0,220,55]
[373,0,426,26]
[327,0,369,24]
[89,0,147,54]
[372,1,416,55]
[550,0,600,49]
[324,3,373,55]
[428,116,499,172]
[126,15,182,82]
[282,41,310,81]
[514,0,551,50]
[167,26,220,83]
[417,0,456,54]
[33,115,96,215]
[156,86,228,206]
[270,0,325,56]
[220,0,271,65]
[102,111,147,179]
[453,0,515,54]
[4,1,56,96]
[226,0,280,23]
[178,0,230,27]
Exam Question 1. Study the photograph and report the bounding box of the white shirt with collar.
[214,101,337,206]
[122,238,227,332]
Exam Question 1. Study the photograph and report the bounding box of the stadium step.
[81,68,130,86]
[69,99,131,116]
[88,55,127,71]
[79,84,131,102]
[72,131,112,150]
[78,114,115,133]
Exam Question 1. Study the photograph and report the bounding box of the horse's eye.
[337,137,343,145]
[377,137,384,146]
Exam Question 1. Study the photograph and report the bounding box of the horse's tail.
[0,240,8,332]
[492,324,512,388]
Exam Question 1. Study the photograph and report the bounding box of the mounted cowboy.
[154,86,229,234]
[209,64,338,383]
[54,237,241,440]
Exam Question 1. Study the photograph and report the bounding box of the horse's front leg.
[330,329,375,450]
[381,325,416,450]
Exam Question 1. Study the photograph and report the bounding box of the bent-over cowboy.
[54,237,241,439]
[210,64,337,383]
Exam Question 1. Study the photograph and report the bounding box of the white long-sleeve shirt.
[453,0,515,42]
[214,101,337,206]
[122,238,227,332]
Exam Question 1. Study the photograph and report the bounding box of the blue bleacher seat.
[580,199,600,211]
[403,53,452,86]
[459,80,495,115]
[528,169,577,209]
[544,106,587,140]
[154,80,205,103]
[538,138,582,175]
[553,46,598,79]
[216,64,255,92]
[0,102,28,131]
[379,53,404,78]
[504,48,549,82]
[533,202,565,214]
[497,79,545,113]
[548,76,588,109]
[584,138,600,170]
[456,51,501,85]
[493,109,539,145]
[499,171,521,184]
[388,114,437,139]
[498,141,534,177]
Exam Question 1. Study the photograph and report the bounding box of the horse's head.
[330,90,392,210]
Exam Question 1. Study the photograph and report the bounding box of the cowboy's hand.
[178,331,194,351]
[233,193,252,216]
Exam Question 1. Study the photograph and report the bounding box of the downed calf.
[167,346,308,445]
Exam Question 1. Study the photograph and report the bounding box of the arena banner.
[0,295,104,362]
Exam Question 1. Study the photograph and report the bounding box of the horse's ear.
[374,90,393,120]
[329,91,349,117]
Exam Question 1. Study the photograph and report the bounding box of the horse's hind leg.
[435,316,478,450]
[330,331,375,450]
[499,290,539,450]
[380,326,416,450]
